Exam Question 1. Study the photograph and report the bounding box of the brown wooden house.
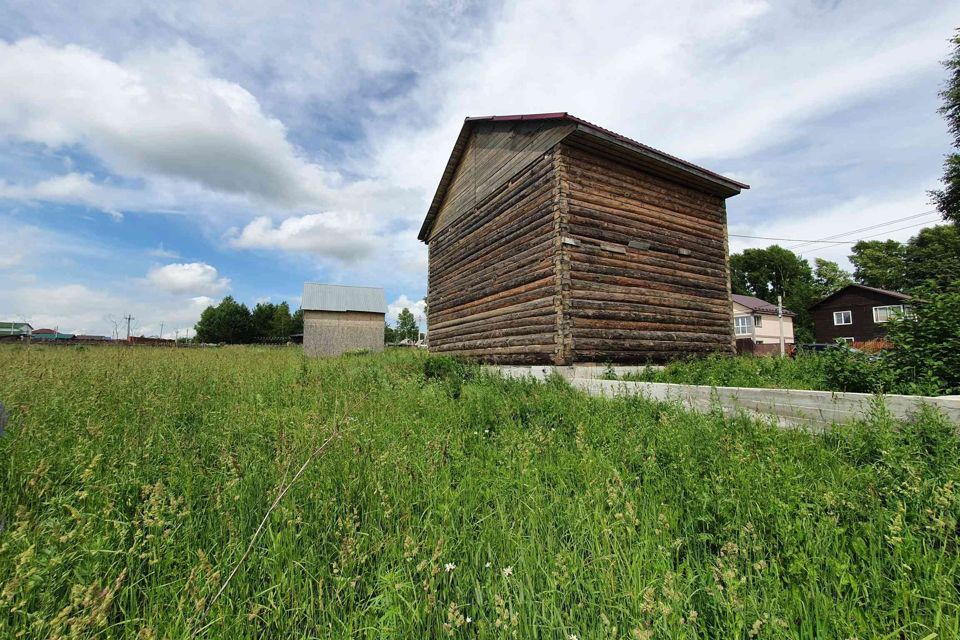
[419,113,748,364]
[809,284,912,344]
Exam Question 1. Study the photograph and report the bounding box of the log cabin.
[418,113,748,364]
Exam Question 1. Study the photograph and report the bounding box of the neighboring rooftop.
[301,283,387,314]
[420,112,749,241]
[809,283,912,309]
[0,321,32,336]
[732,294,796,317]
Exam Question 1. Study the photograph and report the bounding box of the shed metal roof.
[419,112,749,241]
[301,283,386,313]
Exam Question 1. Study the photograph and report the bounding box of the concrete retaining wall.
[489,365,960,431]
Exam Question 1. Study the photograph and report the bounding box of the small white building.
[732,294,794,352]
[301,283,386,357]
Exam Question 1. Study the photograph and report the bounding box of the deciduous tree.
[930,29,960,224]
[812,258,853,300]
[395,308,419,342]
[849,239,907,291]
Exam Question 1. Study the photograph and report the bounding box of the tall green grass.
[1,346,958,638]
[617,353,830,390]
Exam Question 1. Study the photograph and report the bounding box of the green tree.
[291,308,304,335]
[384,323,397,345]
[903,224,960,292]
[930,29,960,224]
[194,296,253,344]
[729,246,816,341]
[251,302,277,338]
[812,258,853,300]
[269,302,293,338]
[849,239,907,291]
[395,308,419,342]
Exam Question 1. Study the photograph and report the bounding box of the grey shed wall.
[303,310,384,357]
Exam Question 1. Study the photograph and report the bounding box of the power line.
[799,220,937,256]
[729,210,942,247]
[729,233,862,243]
[787,209,940,250]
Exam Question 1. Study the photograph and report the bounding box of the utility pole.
[777,295,785,357]
[159,322,164,340]
[124,314,134,342]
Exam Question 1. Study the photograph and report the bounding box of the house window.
[753,315,763,327]
[873,305,905,323]
[734,315,752,335]
[833,310,852,326]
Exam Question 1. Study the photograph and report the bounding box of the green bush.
[623,352,828,390]
[819,345,897,393]
[885,291,960,394]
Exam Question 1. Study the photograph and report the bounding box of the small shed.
[419,112,748,364]
[301,283,387,357]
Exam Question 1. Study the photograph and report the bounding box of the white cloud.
[373,1,958,192]
[387,294,426,327]
[0,38,343,210]
[227,212,379,261]
[146,262,231,296]
[0,172,131,219]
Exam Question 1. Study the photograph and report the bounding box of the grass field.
[611,353,831,390]
[1,346,959,638]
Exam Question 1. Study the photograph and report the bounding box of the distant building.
[809,284,912,343]
[301,283,386,357]
[30,328,75,341]
[732,294,795,353]
[0,321,32,342]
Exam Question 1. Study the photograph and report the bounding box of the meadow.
[611,353,832,391]
[1,345,959,639]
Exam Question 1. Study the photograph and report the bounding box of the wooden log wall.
[427,150,562,364]
[558,142,735,363]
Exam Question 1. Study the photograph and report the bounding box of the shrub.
[422,354,478,398]
[885,290,960,394]
[819,345,897,393]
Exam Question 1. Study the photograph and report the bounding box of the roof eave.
[418,113,750,242]
[567,124,748,198]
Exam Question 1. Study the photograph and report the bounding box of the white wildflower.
[502,566,513,577]
[444,562,456,572]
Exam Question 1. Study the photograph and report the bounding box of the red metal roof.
[419,112,749,241]
[732,294,796,317]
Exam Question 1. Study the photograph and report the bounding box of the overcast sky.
[0,1,957,337]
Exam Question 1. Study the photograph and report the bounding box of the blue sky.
[0,0,957,337]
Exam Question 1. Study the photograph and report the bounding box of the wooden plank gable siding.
[430,120,576,239]
[427,150,563,364]
[557,142,735,362]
